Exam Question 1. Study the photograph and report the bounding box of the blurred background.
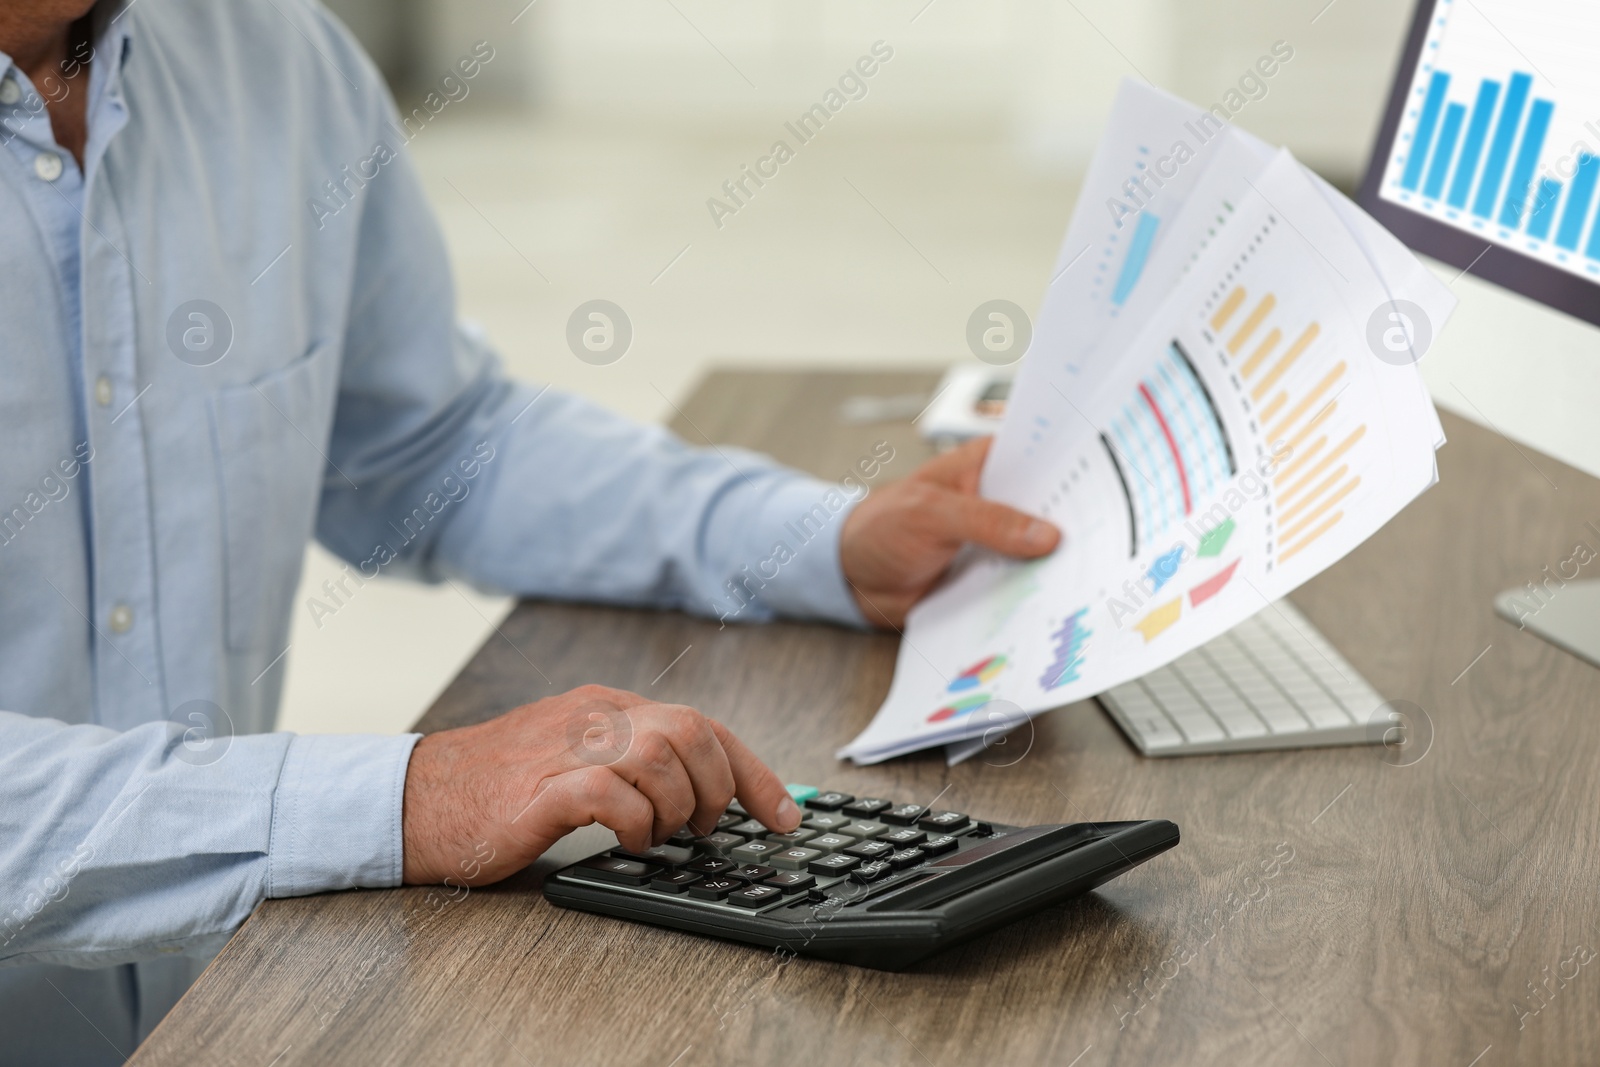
[280,0,1598,737]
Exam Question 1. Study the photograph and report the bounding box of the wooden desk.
[133,370,1600,1066]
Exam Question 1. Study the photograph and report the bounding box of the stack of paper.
[840,81,1454,765]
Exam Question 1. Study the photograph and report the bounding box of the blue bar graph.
[1473,72,1532,220]
[1402,71,1452,191]
[1111,213,1160,306]
[1528,178,1562,241]
[1424,104,1466,200]
[1448,79,1501,210]
[1498,98,1553,228]
[1587,200,1600,262]
[1556,154,1598,252]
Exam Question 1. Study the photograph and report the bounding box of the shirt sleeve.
[311,56,868,628]
[0,711,417,969]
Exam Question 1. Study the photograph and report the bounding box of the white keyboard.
[1099,601,1388,756]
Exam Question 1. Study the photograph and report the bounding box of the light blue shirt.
[0,1,862,1060]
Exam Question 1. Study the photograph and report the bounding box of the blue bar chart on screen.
[1379,0,1600,278]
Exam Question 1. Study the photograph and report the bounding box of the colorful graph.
[1188,558,1240,607]
[1209,284,1363,567]
[1147,547,1184,592]
[1093,143,1164,315]
[1105,342,1236,555]
[1039,609,1091,690]
[1134,598,1182,642]
[1197,517,1235,557]
[928,655,1009,722]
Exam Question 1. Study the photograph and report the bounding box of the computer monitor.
[1359,0,1600,665]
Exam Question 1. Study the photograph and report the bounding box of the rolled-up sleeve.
[0,712,417,969]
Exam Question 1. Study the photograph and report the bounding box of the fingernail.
[777,797,801,830]
[1025,520,1056,549]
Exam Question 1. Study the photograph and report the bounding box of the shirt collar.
[0,0,135,89]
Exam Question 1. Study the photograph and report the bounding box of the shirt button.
[0,77,19,106]
[35,152,63,182]
[95,375,114,407]
[109,604,134,634]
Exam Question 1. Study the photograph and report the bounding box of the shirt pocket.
[209,343,340,652]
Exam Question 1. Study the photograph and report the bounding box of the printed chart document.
[840,82,1454,765]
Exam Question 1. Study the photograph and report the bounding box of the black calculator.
[544,785,1179,970]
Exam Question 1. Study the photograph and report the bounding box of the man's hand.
[401,685,801,886]
[840,436,1060,628]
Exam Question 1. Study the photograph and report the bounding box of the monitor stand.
[1494,580,1600,670]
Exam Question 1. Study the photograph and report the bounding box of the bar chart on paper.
[1379,0,1600,278]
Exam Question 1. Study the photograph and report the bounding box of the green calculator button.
[785,784,820,803]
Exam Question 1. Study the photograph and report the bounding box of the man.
[0,1,1060,1061]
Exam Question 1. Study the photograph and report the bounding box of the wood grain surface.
[131,369,1600,1066]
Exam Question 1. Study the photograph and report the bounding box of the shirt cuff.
[266,732,421,898]
[738,476,869,628]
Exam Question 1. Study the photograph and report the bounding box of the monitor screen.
[1358,0,1600,327]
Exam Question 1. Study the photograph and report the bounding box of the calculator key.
[849,859,894,884]
[888,848,926,870]
[716,813,745,831]
[802,812,853,833]
[650,870,701,893]
[917,811,970,833]
[763,871,816,892]
[838,821,888,840]
[804,790,855,811]
[920,834,959,857]
[725,800,748,817]
[770,847,825,871]
[728,819,772,839]
[878,827,928,847]
[728,864,776,883]
[842,839,894,861]
[695,832,743,854]
[729,884,786,909]
[785,784,821,804]
[687,877,740,900]
[668,828,698,846]
[841,797,892,817]
[572,855,661,886]
[882,804,928,826]
[684,856,737,878]
[805,833,858,853]
[730,840,783,865]
[764,828,818,847]
[613,844,694,867]
[808,853,860,876]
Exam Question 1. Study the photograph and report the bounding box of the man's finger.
[534,765,657,853]
[642,705,737,837]
[910,436,992,491]
[931,488,1060,558]
[611,728,701,844]
[708,720,801,833]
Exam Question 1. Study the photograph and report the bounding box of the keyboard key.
[695,832,743,853]
[878,827,928,847]
[842,839,894,861]
[727,819,772,839]
[838,820,889,840]
[650,870,701,893]
[769,847,825,871]
[730,840,783,865]
[716,813,745,831]
[687,877,740,901]
[613,844,693,867]
[841,797,892,817]
[808,853,861,876]
[920,834,959,857]
[683,856,736,878]
[802,812,853,833]
[804,790,855,811]
[729,884,786,909]
[881,803,928,826]
[764,828,818,847]
[728,864,777,884]
[888,848,926,870]
[725,800,748,817]
[850,859,894,884]
[785,784,821,804]
[805,833,858,852]
[762,871,816,893]
[917,810,970,832]
[572,855,661,886]
[668,828,698,846]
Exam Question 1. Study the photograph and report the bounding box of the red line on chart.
[1138,382,1192,515]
